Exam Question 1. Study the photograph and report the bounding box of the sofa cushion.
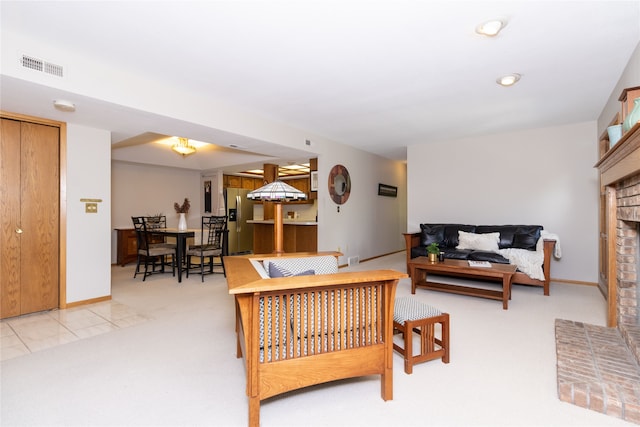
[419,224,445,246]
[512,226,543,250]
[456,231,500,252]
[475,225,517,248]
[442,224,476,248]
[468,251,510,264]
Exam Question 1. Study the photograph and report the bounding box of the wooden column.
[263,163,278,220]
[273,203,284,254]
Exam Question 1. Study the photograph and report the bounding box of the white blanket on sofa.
[497,231,561,281]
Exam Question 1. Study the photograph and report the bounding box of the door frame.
[1,110,67,309]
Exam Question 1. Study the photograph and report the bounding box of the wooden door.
[1,119,22,317]
[0,118,59,318]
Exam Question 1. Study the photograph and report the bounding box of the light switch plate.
[86,203,98,213]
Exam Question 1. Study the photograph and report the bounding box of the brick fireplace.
[617,173,640,327]
[556,123,640,423]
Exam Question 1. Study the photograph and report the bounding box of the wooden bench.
[393,296,450,374]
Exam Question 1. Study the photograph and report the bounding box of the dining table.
[147,228,196,283]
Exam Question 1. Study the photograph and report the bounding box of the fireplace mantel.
[595,122,640,186]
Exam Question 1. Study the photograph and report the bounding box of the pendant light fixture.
[172,137,196,156]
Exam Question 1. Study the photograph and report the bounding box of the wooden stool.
[393,296,450,374]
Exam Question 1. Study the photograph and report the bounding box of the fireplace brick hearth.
[556,319,640,423]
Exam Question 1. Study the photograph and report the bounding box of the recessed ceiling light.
[476,19,507,37]
[53,99,76,112]
[497,73,521,87]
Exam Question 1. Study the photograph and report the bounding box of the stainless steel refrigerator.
[224,188,254,254]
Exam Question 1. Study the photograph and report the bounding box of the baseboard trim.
[339,250,405,269]
[61,295,112,309]
[552,278,598,287]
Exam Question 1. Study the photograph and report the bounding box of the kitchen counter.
[249,220,318,253]
[248,219,317,226]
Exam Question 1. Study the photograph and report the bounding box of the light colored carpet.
[1,252,634,426]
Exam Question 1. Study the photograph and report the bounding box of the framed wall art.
[328,164,351,205]
[378,183,397,197]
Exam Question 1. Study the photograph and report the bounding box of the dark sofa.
[403,224,556,295]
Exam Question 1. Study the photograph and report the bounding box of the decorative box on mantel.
[619,86,640,131]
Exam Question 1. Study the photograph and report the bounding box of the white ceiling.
[1,1,639,173]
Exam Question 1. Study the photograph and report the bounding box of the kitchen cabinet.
[287,177,309,193]
[223,175,263,189]
[225,175,242,188]
[242,176,262,189]
[250,220,317,253]
[282,177,312,204]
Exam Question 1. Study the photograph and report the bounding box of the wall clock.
[328,164,351,205]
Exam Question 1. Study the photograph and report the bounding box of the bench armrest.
[403,232,421,274]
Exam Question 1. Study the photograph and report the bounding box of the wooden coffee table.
[409,257,517,310]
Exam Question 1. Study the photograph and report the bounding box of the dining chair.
[132,216,176,281]
[185,216,227,281]
[142,215,177,270]
[142,215,177,248]
[143,214,166,230]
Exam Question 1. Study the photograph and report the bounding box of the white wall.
[407,121,598,283]
[317,149,407,265]
[66,124,112,303]
[111,161,202,263]
[598,41,640,134]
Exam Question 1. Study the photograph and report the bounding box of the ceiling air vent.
[20,54,64,77]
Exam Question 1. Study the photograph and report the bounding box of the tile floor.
[0,300,149,361]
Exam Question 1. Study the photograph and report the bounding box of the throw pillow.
[294,269,315,276]
[268,263,289,277]
[420,224,445,246]
[512,232,538,251]
[268,263,315,277]
[456,231,500,252]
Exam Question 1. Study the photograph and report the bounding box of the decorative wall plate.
[328,164,351,205]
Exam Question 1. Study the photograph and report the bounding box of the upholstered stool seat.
[393,296,450,374]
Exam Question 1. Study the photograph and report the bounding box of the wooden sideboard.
[116,228,175,266]
[115,228,138,266]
